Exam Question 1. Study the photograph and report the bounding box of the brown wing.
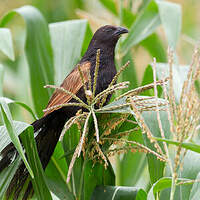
[44,62,91,116]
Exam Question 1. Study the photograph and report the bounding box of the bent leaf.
[0,5,54,117]
[0,28,15,60]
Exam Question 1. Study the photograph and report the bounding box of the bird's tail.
[0,109,67,200]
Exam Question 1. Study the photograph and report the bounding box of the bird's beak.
[113,26,128,36]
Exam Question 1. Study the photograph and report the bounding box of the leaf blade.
[0,100,33,178]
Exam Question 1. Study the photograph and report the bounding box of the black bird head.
[81,25,128,63]
[88,25,128,49]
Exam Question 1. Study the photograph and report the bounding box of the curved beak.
[113,26,128,36]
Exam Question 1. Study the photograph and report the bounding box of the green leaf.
[49,19,91,84]
[119,130,147,186]
[121,0,161,53]
[0,5,55,117]
[141,34,167,62]
[46,178,74,200]
[0,156,21,198]
[114,117,147,187]
[84,161,115,200]
[147,177,189,200]
[189,172,200,200]
[99,0,136,28]
[0,28,15,60]
[160,151,200,199]
[153,137,200,154]
[81,22,93,56]
[0,120,30,152]
[121,51,138,91]
[140,64,163,97]
[122,9,136,28]
[0,99,33,178]
[45,142,74,200]
[156,63,189,102]
[156,0,182,49]
[136,189,147,200]
[21,126,52,200]
[140,65,154,96]
[91,186,143,200]
[139,0,151,11]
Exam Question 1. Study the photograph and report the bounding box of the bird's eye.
[105,29,112,32]
[106,28,115,33]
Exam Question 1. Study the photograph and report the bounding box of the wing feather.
[44,62,90,116]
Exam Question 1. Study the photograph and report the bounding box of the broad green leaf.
[156,63,189,102]
[0,28,15,60]
[121,0,161,53]
[0,99,33,178]
[0,5,55,117]
[136,189,147,200]
[49,19,91,84]
[0,120,30,152]
[156,0,182,49]
[0,64,4,96]
[189,172,200,200]
[122,9,136,28]
[153,137,200,154]
[0,156,21,198]
[147,177,189,200]
[21,126,52,200]
[91,186,143,200]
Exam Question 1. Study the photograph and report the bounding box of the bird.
[0,25,128,199]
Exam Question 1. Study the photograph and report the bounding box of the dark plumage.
[0,25,128,199]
